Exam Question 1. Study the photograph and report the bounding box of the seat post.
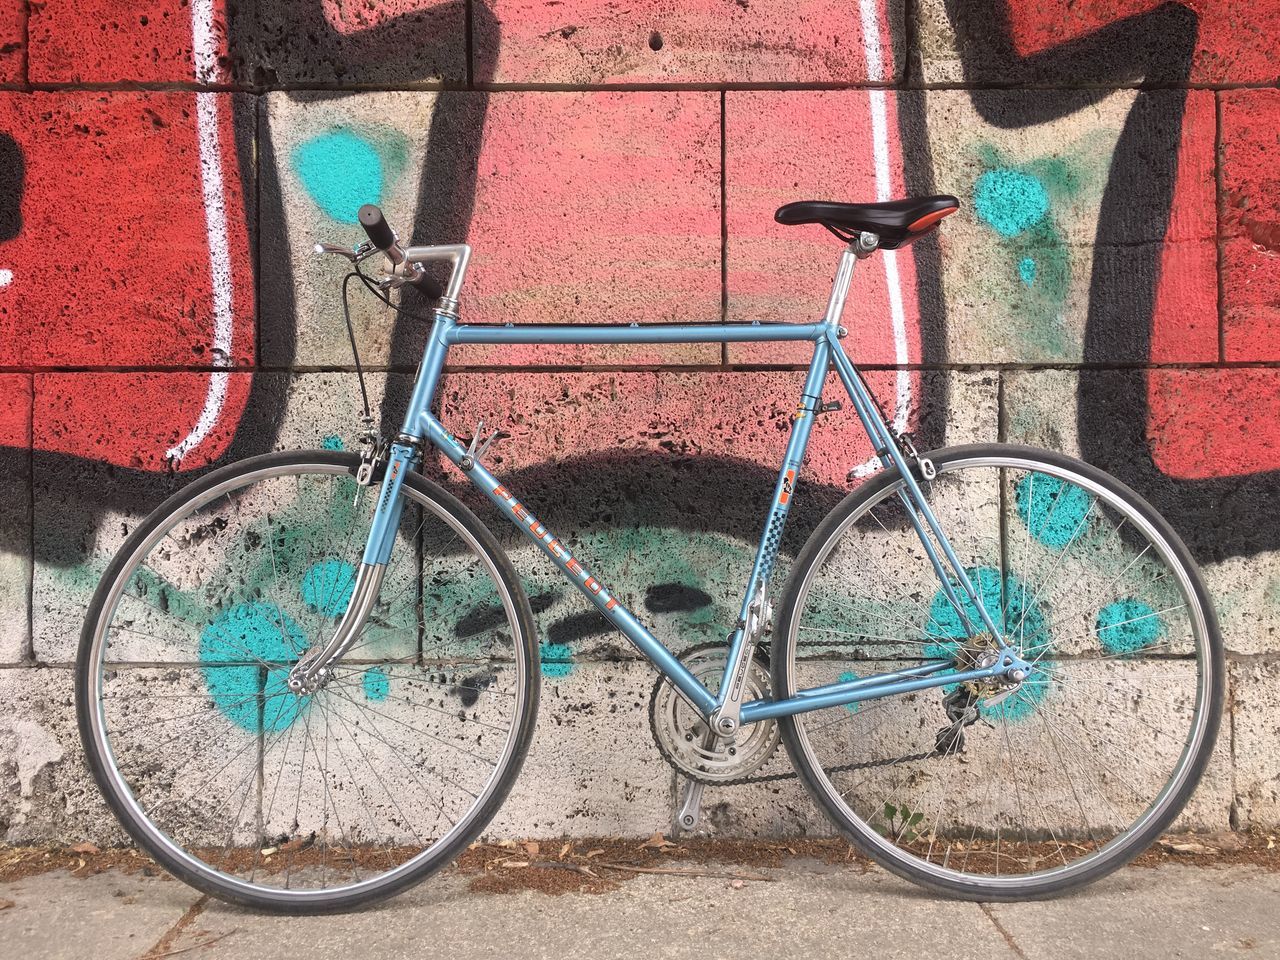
[822,239,866,332]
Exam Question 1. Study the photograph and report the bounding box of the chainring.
[648,642,781,784]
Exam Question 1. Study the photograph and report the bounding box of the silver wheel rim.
[85,461,530,905]
[783,453,1214,893]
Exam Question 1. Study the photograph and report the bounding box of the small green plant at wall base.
[881,802,926,843]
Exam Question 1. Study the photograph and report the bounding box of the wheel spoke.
[83,461,531,907]
[780,452,1217,895]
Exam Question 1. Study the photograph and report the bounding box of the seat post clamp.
[854,232,880,258]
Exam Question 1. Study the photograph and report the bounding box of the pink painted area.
[1219,90,1280,363]
[321,0,453,34]
[1147,369,1280,480]
[435,370,895,488]
[0,374,31,450]
[1147,91,1217,363]
[454,91,721,366]
[34,372,253,470]
[0,92,256,469]
[28,0,226,84]
[0,93,254,368]
[1005,1,1280,84]
[725,90,924,370]
[481,0,898,84]
[0,2,23,84]
[1148,94,1278,476]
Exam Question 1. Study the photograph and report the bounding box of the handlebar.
[316,204,468,305]
[354,204,444,299]
[358,204,398,254]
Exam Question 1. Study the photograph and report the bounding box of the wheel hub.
[649,644,780,783]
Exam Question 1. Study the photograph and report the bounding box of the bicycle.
[76,196,1223,912]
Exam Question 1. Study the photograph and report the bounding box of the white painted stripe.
[0,269,11,288]
[858,0,884,82]
[168,0,235,462]
[851,0,913,478]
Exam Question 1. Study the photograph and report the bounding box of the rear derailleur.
[934,687,982,755]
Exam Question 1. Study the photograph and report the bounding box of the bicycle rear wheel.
[772,444,1223,900]
[76,450,539,912]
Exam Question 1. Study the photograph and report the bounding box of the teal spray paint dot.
[540,642,573,679]
[1015,473,1093,551]
[1018,257,1037,286]
[838,670,861,714]
[321,434,344,450]
[1096,599,1164,655]
[200,602,308,733]
[301,559,357,617]
[923,566,1052,723]
[292,130,384,224]
[363,666,391,702]
[973,169,1049,238]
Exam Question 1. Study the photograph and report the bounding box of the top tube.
[443,321,828,346]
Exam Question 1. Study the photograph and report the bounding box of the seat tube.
[715,339,830,720]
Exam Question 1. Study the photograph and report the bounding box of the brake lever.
[313,241,379,263]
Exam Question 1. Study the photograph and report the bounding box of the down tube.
[420,416,719,717]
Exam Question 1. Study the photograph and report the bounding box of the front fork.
[285,441,418,694]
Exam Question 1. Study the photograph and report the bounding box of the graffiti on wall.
[1,0,1278,670]
[940,0,1280,561]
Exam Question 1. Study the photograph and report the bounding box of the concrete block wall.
[0,0,1278,842]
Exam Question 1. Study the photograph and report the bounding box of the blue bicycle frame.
[314,241,1030,725]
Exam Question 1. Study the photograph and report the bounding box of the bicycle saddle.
[774,195,959,249]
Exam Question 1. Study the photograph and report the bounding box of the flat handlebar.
[317,204,470,304]
[358,204,398,253]
[354,204,444,300]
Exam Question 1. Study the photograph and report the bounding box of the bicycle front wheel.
[772,444,1223,900]
[76,450,539,912]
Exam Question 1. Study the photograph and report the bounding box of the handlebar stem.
[400,243,472,311]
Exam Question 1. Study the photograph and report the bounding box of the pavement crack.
[139,893,209,960]
[979,902,1029,960]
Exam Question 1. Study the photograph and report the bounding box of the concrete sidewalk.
[1,856,1276,960]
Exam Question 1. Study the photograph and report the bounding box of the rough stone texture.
[1146,369,1280,483]
[245,0,466,87]
[1230,658,1280,827]
[0,375,30,663]
[436,369,995,678]
[916,0,1280,86]
[0,667,121,844]
[479,0,906,85]
[28,0,229,84]
[1003,368,1280,651]
[264,90,721,367]
[725,90,927,366]
[30,372,408,663]
[0,1,24,84]
[920,89,1215,365]
[1220,90,1280,363]
[0,92,256,371]
[494,661,674,836]
[3,2,1279,846]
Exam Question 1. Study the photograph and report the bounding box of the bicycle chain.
[658,638,948,786]
[702,748,942,788]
